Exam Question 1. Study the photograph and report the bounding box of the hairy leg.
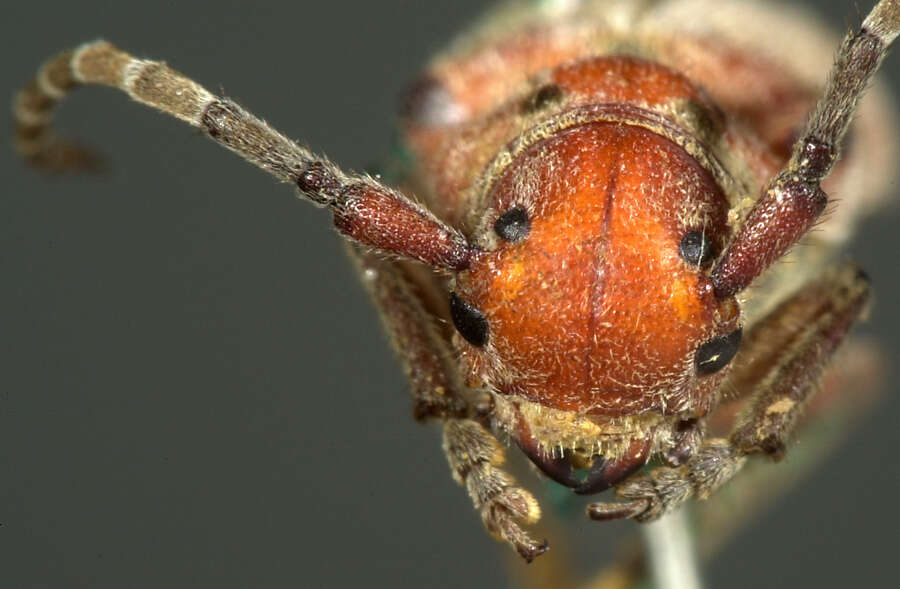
[588,263,870,521]
[347,248,547,558]
[443,418,547,562]
[348,247,470,420]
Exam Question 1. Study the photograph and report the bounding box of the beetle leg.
[588,439,743,522]
[712,0,898,297]
[349,246,471,420]
[727,266,871,459]
[350,248,548,560]
[588,264,870,521]
[443,419,547,562]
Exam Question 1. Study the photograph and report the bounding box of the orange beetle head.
[451,121,741,421]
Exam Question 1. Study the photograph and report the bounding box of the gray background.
[1,1,897,587]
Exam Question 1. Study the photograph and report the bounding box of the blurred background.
[1,1,897,587]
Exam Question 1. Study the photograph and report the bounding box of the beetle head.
[451,121,741,422]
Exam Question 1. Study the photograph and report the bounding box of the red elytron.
[13,0,899,562]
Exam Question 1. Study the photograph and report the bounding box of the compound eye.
[695,327,742,375]
[494,207,531,242]
[523,83,564,112]
[450,292,489,347]
[679,230,716,267]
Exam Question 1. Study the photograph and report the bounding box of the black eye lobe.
[523,83,564,112]
[449,292,489,347]
[494,207,531,242]
[695,327,742,375]
[679,230,716,267]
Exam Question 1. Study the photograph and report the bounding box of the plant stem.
[641,507,702,589]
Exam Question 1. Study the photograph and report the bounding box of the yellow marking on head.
[668,274,696,322]
[492,255,527,302]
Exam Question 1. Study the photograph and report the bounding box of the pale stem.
[641,507,703,589]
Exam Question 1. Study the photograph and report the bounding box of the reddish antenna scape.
[13,0,899,563]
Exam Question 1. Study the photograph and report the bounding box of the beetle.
[4,0,900,586]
